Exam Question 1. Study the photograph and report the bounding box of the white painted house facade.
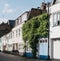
[11,11,29,55]
[0,11,29,55]
[50,0,60,59]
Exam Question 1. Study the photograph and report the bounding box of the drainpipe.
[47,2,50,60]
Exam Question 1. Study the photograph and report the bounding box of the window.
[14,31,15,37]
[9,33,12,39]
[57,13,60,25]
[40,40,47,43]
[12,32,14,38]
[53,12,60,26]
[19,17,22,24]
[16,30,17,37]
[19,29,20,36]
[15,29,20,37]
[11,32,12,38]
[53,13,57,26]
[9,34,10,39]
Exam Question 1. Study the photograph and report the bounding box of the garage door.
[53,40,60,59]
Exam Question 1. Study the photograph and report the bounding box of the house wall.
[50,3,60,59]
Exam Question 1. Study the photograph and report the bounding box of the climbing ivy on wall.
[22,13,49,58]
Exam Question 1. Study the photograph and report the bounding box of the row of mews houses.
[0,2,47,59]
[1,0,60,60]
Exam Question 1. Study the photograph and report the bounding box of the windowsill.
[53,25,60,27]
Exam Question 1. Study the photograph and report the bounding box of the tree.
[22,13,48,58]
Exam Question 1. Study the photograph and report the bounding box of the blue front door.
[38,38,48,59]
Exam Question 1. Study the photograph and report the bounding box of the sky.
[0,0,52,23]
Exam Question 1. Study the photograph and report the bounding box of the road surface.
[0,52,59,61]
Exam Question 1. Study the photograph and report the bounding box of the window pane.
[53,13,57,26]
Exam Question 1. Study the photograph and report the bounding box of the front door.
[38,38,48,59]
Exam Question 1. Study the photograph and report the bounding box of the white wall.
[50,3,60,59]
[50,3,60,38]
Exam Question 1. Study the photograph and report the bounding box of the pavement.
[0,52,60,61]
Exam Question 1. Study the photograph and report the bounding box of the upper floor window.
[16,30,17,37]
[18,29,20,36]
[53,12,60,26]
[12,32,14,38]
[9,32,12,39]
[19,17,22,24]
[57,13,60,25]
[11,32,12,38]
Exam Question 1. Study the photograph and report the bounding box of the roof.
[0,22,6,26]
[28,8,42,20]
[16,11,29,20]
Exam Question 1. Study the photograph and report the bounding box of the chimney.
[41,2,46,10]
